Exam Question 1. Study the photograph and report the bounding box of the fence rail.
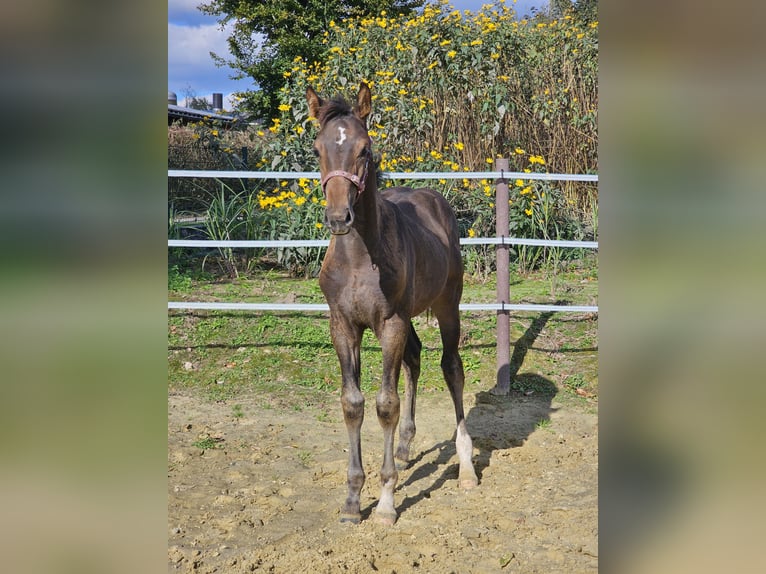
[168,169,598,183]
[168,301,598,313]
[168,237,598,249]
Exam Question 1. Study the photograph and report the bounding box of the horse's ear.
[306,86,323,122]
[355,82,372,124]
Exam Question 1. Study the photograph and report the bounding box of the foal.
[307,82,478,525]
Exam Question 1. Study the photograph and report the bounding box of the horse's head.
[306,83,373,235]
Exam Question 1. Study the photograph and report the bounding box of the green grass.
[168,263,598,410]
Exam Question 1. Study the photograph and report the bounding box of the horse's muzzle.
[326,207,354,235]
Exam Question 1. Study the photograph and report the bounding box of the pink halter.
[320,138,372,197]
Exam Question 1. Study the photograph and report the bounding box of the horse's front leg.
[374,316,408,525]
[331,318,365,523]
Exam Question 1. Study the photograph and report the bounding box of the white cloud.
[168,22,230,68]
[168,21,254,104]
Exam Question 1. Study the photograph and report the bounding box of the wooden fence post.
[492,158,511,395]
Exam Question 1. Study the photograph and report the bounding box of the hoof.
[459,471,479,490]
[374,510,397,526]
[339,513,361,524]
[395,459,410,471]
[489,384,510,396]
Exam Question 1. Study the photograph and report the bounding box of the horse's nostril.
[345,211,353,224]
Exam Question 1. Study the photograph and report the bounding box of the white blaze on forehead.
[335,126,347,146]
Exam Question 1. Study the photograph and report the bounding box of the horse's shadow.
[369,311,558,520]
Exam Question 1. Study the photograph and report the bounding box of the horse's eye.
[313,147,320,157]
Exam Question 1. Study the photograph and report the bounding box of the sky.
[168,0,548,109]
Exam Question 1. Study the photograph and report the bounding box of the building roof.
[168,104,238,127]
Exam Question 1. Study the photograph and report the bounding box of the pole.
[492,158,511,395]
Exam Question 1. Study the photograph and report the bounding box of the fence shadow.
[468,310,558,478]
[468,376,557,480]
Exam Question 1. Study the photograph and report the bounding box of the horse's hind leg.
[433,304,479,489]
[396,322,421,467]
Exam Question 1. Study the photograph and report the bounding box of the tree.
[548,0,598,22]
[181,85,212,110]
[201,0,423,121]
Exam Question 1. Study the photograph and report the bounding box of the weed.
[563,374,587,391]
[168,265,193,292]
[535,418,553,432]
[297,450,313,467]
[192,437,220,450]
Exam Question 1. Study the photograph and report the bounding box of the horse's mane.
[318,96,353,125]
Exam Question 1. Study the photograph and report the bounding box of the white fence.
[168,168,598,314]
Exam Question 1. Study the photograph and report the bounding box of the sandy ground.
[168,386,597,573]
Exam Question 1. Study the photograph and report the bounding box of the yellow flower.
[453,142,464,151]
[515,179,524,187]
[485,158,494,164]
[294,196,306,206]
[211,129,218,136]
[514,147,525,155]
[525,208,533,216]
[278,104,290,112]
[470,39,483,46]
[468,228,476,238]
[447,50,457,58]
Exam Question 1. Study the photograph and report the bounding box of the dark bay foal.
[307,82,478,525]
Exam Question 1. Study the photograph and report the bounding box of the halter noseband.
[319,137,372,197]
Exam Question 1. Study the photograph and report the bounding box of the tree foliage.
[200,0,423,120]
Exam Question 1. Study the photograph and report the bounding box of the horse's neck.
[354,180,381,248]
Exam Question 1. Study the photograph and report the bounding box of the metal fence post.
[492,158,511,395]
